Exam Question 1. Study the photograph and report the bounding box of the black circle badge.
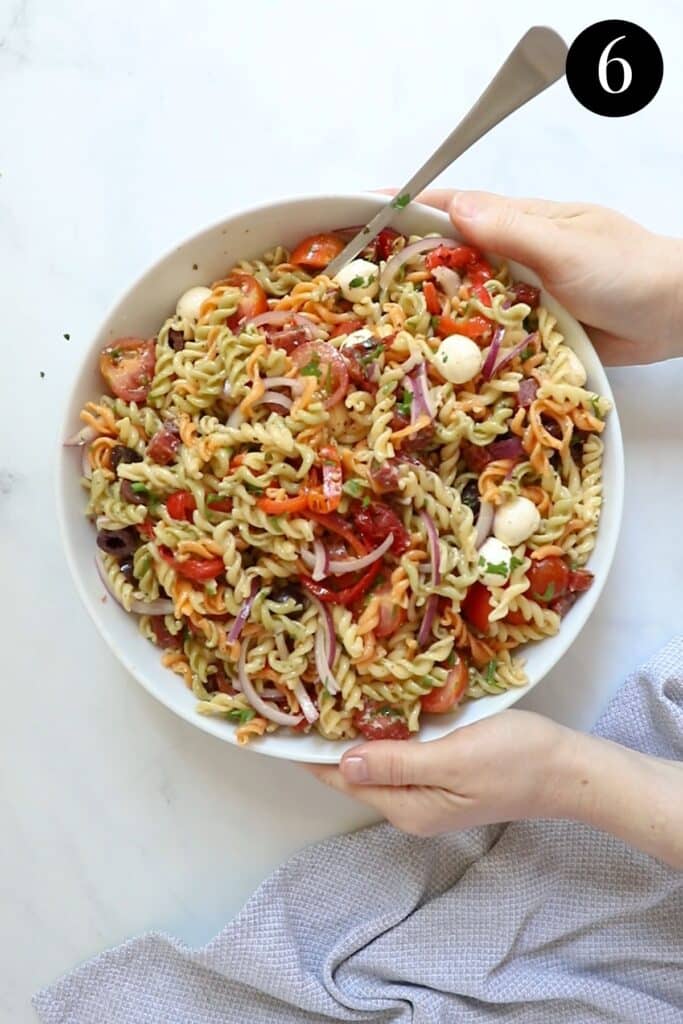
[566,20,663,117]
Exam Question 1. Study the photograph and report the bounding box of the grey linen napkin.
[34,639,683,1023]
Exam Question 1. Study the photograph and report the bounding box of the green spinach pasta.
[74,226,609,744]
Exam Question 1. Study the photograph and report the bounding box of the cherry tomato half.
[420,656,468,713]
[461,582,493,633]
[527,557,570,604]
[290,341,349,409]
[100,337,155,403]
[159,547,224,582]
[166,491,197,522]
[290,233,345,270]
[222,272,268,329]
[352,703,411,741]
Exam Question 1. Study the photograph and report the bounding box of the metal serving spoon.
[325,26,567,277]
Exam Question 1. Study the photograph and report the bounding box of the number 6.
[598,35,633,94]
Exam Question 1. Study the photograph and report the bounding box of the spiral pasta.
[79,227,609,743]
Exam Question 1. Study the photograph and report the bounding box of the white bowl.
[57,193,624,763]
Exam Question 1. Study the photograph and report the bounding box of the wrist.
[653,235,683,360]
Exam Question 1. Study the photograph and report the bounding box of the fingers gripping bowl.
[58,195,623,763]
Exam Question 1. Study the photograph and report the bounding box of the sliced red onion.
[261,376,305,394]
[481,326,505,381]
[419,510,441,585]
[311,539,329,582]
[238,641,303,727]
[380,237,458,291]
[517,378,538,408]
[222,381,231,398]
[292,679,320,724]
[81,447,92,480]
[227,406,244,428]
[417,594,438,647]
[495,332,537,376]
[259,390,293,412]
[246,311,323,339]
[307,593,339,693]
[474,499,495,549]
[431,264,461,298]
[409,362,435,422]
[95,555,174,615]
[487,437,525,462]
[64,425,97,446]
[259,685,283,700]
[301,532,393,576]
[227,580,259,643]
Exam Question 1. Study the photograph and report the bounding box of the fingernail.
[451,192,481,220]
[342,755,368,784]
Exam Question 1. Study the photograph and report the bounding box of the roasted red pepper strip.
[306,511,368,556]
[306,446,342,514]
[422,280,442,315]
[434,314,492,340]
[301,559,383,605]
[473,283,492,307]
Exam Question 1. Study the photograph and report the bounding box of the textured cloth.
[34,639,683,1023]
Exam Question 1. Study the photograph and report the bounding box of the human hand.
[307,710,580,836]
[401,189,683,366]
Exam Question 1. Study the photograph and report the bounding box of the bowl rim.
[56,191,625,763]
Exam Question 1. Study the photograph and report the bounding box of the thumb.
[449,191,563,271]
[340,738,446,788]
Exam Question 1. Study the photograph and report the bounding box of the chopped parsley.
[590,396,602,418]
[396,388,413,417]
[485,659,498,683]
[343,478,367,498]
[391,192,411,209]
[131,483,149,495]
[245,483,264,496]
[138,555,152,575]
[441,351,449,364]
[359,344,384,367]
[478,557,509,578]
[534,582,556,602]
[446,650,456,668]
[226,708,256,724]
[349,275,365,289]
[109,347,123,363]
[268,515,282,527]
[378,705,401,718]
[430,315,440,330]
[204,580,218,595]
[361,494,372,508]
[521,345,533,360]
[510,556,523,572]
[300,355,321,378]
[207,494,228,505]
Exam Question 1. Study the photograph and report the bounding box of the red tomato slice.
[206,495,233,514]
[527,557,570,603]
[352,703,411,741]
[290,341,349,408]
[138,519,155,540]
[147,424,181,465]
[461,582,493,633]
[222,272,268,329]
[374,585,407,639]
[166,491,196,522]
[421,656,468,713]
[100,337,155,402]
[159,547,224,582]
[290,233,345,270]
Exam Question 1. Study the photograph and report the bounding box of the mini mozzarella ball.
[435,335,483,385]
[493,496,541,547]
[334,259,380,302]
[562,348,587,388]
[477,537,513,587]
[176,286,212,323]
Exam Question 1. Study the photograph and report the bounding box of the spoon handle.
[326,26,567,276]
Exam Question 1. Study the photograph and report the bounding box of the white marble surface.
[1,1,682,1018]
